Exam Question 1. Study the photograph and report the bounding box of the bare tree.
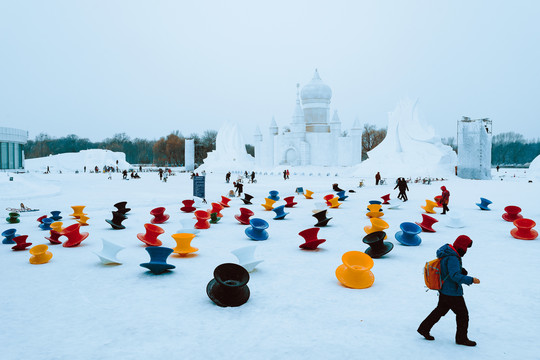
[362,124,387,160]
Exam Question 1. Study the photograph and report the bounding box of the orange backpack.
[424,258,448,290]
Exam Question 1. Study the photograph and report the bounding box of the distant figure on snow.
[418,235,480,346]
[394,177,409,201]
[375,172,381,185]
[440,186,450,214]
[226,172,231,183]
[159,168,163,181]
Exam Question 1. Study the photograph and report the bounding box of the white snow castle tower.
[254,70,362,167]
[457,117,492,180]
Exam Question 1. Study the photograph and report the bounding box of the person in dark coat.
[440,186,450,214]
[394,178,409,201]
[375,172,381,185]
[418,235,480,346]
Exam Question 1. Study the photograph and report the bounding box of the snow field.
[0,170,539,360]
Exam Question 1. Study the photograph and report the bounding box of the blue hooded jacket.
[437,244,474,296]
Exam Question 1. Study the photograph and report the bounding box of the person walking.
[283,170,287,180]
[375,172,381,186]
[394,178,409,201]
[417,235,480,346]
[440,186,450,214]
[226,172,231,183]
[159,168,163,181]
[236,181,243,196]
[250,171,255,183]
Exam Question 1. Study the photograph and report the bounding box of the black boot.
[417,328,435,340]
[456,339,477,346]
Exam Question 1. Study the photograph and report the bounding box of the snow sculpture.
[199,121,254,170]
[185,139,195,171]
[356,98,457,178]
[457,117,492,180]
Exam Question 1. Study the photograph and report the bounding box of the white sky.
[1,0,539,142]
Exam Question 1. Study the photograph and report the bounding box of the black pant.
[418,294,470,341]
[442,203,449,214]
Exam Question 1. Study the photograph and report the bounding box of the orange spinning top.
[335,251,375,289]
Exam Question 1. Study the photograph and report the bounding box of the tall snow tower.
[457,117,492,180]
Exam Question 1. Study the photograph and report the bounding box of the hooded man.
[440,186,450,214]
[418,235,481,346]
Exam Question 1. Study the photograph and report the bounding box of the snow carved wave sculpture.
[200,121,254,170]
[355,98,457,178]
[528,154,540,179]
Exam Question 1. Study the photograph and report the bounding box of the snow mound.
[528,154,540,179]
[198,121,254,171]
[26,149,131,173]
[354,98,457,178]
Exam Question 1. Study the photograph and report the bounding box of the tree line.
[25,131,224,166]
[24,128,538,167]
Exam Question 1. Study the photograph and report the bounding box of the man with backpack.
[418,235,481,346]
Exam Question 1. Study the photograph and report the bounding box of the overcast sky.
[1,0,539,142]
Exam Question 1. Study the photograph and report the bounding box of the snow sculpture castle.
[254,70,362,167]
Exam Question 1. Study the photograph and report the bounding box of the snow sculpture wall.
[199,121,254,170]
[354,98,457,178]
[457,117,492,180]
[185,139,195,171]
[25,149,131,173]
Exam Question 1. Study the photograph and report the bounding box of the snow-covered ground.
[1,167,539,360]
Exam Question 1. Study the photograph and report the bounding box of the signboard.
[193,176,205,199]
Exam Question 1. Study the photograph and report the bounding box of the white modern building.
[457,117,492,180]
[0,127,28,170]
[254,70,362,167]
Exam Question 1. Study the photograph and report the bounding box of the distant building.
[0,127,28,170]
[254,70,362,167]
[457,117,492,180]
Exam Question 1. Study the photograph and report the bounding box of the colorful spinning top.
[304,190,314,199]
[234,208,254,225]
[231,245,263,272]
[171,233,198,256]
[114,201,131,215]
[106,211,127,230]
[219,196,231,208]
[12,235,32,251]
[415,214,438,233]
[335,251,375,289]
[207,263,250,307]
[150,207,169,224]
[139,246,176,274]
[476,197,492,210]
[6,212,20,224]
[511,218,538,240]
[50,211,62,221]
[502,206,523,222]
[298,227,326,250]
[69,205,87,219]
[180,199,196,213]
[395,222,422,246]
[421,200,438,214]
[61,223,89,247]
[363,231,393,258]
[241,193,254,205]
[2,228,19,244]
[245,218,269,241]
[313,209,332,227]
[29,244,53,264]
[93,238,124,265]
[137,223,165,246]
[268,190,280,201]
[194,210,211,229]
[272,205,289,220]
[261,198,276,211]
[283,196,297,208]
